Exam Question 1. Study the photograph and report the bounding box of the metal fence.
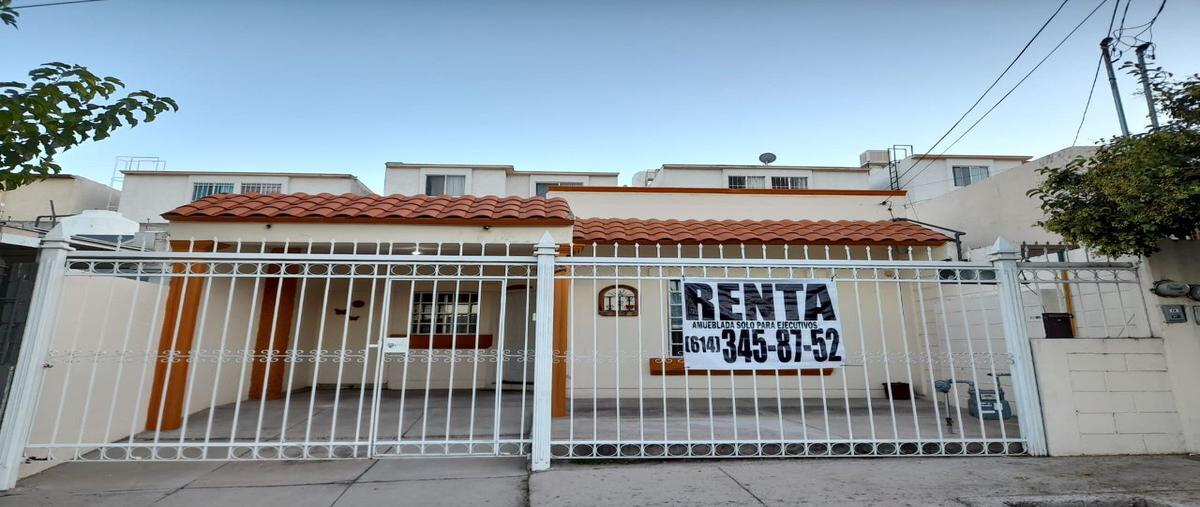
[0,232,1157,487]
[549,243,1029,459]
[1016,259,1152,339]
[12,239,538,467]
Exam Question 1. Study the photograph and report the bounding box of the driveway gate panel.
[19,242,537,464]
[550,244,1026,459]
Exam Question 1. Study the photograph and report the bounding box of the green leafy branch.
[1,0,178,190]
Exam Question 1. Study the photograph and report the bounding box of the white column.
[989,237,1048,456]
[0,226,73,489]
[530,232,557,471]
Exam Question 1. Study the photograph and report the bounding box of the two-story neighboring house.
[117,170,373,226]
[863,150,1032,202]
[384,163,620,197]
[631,163,870,190]
[0,175,120,227]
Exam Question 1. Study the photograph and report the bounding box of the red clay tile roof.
[572,218,951,245]
[163,193,575,224]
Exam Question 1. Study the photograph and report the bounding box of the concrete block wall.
[1033,338,1186,455]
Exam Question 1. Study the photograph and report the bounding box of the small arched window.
[598,284,638,317]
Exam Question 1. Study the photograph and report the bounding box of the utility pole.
[1134,43,1160,129]
[1100,37,1130,137]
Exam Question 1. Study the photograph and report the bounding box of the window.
[425,175,466,196]
[412,292,479,334]
[598,285,638,316]
[771,176,808,189]
[667,280,684,356]
[727,176,766,189]
[534,181,583,197]
[192,182,234,201]
[952,166,990,187]
[240,182,282,194]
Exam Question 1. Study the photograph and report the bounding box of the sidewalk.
[531,455,1200,506]
[2,455,1198,506]
[1,457,529,506]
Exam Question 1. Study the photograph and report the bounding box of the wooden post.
[550,244,574,418]
[248,268,298,400]
[145,240,214,431]
[551,276,570,417]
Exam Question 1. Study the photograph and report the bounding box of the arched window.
[598,284,638,317]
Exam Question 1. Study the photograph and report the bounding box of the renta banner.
[680,278,845,370]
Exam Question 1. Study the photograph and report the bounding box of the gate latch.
[382,337,409,354]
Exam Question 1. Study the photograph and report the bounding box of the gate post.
[530,232,557,471]
[989,237,1048,456]
[0,226,72,489]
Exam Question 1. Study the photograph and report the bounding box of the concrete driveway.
[4,455,1200,506]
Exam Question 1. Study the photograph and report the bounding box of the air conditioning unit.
[859,150,891,168]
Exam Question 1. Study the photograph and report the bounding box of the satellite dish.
[758,152,777,165]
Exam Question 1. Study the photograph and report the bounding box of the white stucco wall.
[909,147,1097,250]
[0,176,119,222]
[118,172,370,224]
[646,167,725,187]
[561,264,878,398]
[813,170,871,189]
[551,189,903,221]
[644,166,869,190]
[1031,239,1200,456]
[1144,240,1200,453]
[384,164,618,197]
[517,173,620,197]
[871,156,1029,202]
[22,273,255,476]
[1034,338,1183,455]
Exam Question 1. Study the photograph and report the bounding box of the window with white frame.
[534,181,583,197]
[425,175,466,196]
[952,165,990,187]
[240,182,283,194]
[727,176,766,189]
[771,176,808,189]
[192,182,235,201]
[411,292,480,334]
[667,280,684,356]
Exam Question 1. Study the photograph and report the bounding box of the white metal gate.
[10,239,538,465]
[548,243,1034,458]
[0,231,1156,486]
[366,262,537,457]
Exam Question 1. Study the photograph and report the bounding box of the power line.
[1129,0,1166,40]
[1073,54,1104,146]
[1072,0,1122,145]
[1105,0,1122,34]
[11,0,103,10]
[898,0,1113,189]
[892,0,1071,186]
[1113,0,1166,45]
[1080,0,1161,145]
[1107,0,1131,60]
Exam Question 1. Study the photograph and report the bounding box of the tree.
[1028,66,1200,258]
[0,0,178,190]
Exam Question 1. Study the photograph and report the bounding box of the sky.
[4,0,1198,192]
